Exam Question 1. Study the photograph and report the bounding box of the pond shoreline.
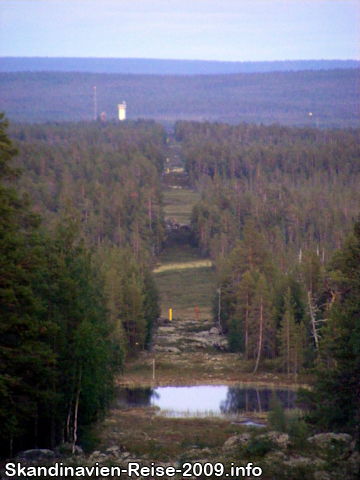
[117,351,312,391]
[117,378,310,390]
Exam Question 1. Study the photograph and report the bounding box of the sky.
[0,0,359,61]
[152,386,229,414]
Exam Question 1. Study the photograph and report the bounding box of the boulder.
[314,472,331,480]
[156,317,167,324]
[348,450,360,470]
[283,455,316,467]
[259,431,290,448]
[106,445,120,454]
[209,327,220,335]
[167,346,181,353]
[306,433,353,460]
[88,451,108,462]
[16,449,55,461]
[55,443,84,456]
[223,433,251,452]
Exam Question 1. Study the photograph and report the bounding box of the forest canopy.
[0,115,163,457]
[175,121,360,384]
[1,112,359,456]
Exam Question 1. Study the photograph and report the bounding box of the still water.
[116,385,298,417]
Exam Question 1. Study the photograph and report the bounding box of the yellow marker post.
[169,308,172,322]
[166,158,169,162]
[166,168,169,174]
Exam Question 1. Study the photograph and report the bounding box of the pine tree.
[232,270,257,358]
[249,274,274,373]
[278,287,301,380]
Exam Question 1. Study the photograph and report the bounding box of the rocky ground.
[2,430,358,480]
[151,317,227,354]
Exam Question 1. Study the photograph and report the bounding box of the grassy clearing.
[163,188,200,224]
[120,352,306,388]
[155,265,217,319]
[153,259,212,273]
[154,244,216,320]
[98,406,247,461]
[157,243,202,264]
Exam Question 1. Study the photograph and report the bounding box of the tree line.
[0,116,163,457]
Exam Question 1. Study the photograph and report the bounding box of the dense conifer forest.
[0,116,164,457]
[1,112,359,458]
[175,120,360,441]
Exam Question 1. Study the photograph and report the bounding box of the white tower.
[118,102,126,121]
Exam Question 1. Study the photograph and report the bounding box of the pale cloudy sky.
[0,0,358,61]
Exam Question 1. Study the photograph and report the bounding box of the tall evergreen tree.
[303,222,360,444]
[278,287,301,380]
[0,113,55,455]
[249,274,274,373]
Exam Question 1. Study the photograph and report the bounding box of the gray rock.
[16,449,55,460]
[306,433,353,459]
[167,346,181,353]
[106,445,120,453]
[88,451,108,462]
[259,431,290,447]
[307,432,352,447]
[314,472,331,480]
[223,433,251,452]
[283,455,314,467]
[265,450,287,462]
[158,326,175,333]
[209,327,220,335]
[156,317,167,324]
[348,450,360,467]
[55,443,84,455]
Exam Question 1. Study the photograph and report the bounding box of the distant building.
[118,102,126,121]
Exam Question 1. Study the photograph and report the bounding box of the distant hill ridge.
[1,57,359,75]
[2,68,358,127]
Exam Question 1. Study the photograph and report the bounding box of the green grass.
[153,259,212,273]
[157,243,202,264]
[155,264,217,319]
[158,188,213,318]
[155,243,217,319]
[163,188,200,224]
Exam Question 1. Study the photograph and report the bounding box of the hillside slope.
[2,68,358,127]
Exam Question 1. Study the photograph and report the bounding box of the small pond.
[116,385,299,418]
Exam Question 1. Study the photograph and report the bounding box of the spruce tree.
[278,287,301,380]
[304,223,360,443]
[0,113,55,455]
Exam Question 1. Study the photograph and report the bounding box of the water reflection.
[220,387,297,414]
[116,385,298,417]
[117,387,153,407]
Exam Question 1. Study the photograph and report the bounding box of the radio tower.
[94,86,97,120]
